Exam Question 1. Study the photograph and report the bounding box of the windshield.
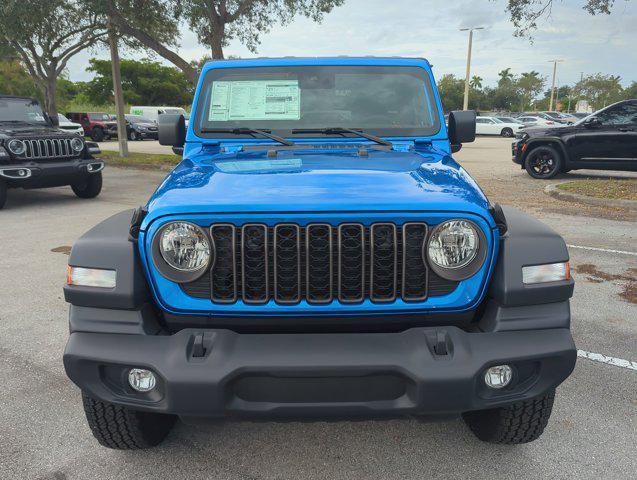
[491,118,503,123]
[194,65,441,138]
[88,113,111,121]
[0,97,47,125]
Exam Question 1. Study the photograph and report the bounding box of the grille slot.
[22,138,79,160]
[181,222,459,305]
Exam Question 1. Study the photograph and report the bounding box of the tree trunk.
[210,31,225,60]
[108,23,129,158]
[43,76,58,120]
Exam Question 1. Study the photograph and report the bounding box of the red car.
[67,112,118,142]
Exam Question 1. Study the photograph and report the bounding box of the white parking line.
[577,350,637,371]
[567,244,637,256]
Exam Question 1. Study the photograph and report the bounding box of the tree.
[470,75,483,89]
[181,0,345,60]
[438,74,465,111]
[517,71,545,110]
[498,68,515,87]
[573,73,624,109]
[505,0,624,36]
[0,0,107,117]
[0,60,40,99]
[83,58,195,106]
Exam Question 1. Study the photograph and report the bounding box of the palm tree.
[498,68,514,86]
[470,75,483,89]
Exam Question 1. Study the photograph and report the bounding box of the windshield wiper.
[291,127,393,147]
[201,127,294,146]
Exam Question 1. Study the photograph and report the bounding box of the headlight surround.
[151,221,213,282]
[70,137,84,152]
[425,219,487,281]
[7,139,26,155]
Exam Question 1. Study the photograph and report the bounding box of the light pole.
[548,59,564,111]
[460,27,483,111]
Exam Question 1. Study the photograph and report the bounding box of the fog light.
[128,368,156,392]
[484,365,513,389]
[87,164,93,172]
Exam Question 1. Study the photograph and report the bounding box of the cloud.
[64,0,637,87]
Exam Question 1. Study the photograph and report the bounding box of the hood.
[0,123,71,139]
[522,124,572,137]
[144,146,491,225]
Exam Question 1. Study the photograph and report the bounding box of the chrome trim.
[87,162,104,173]
[240,223,269,304]
[0,168,32,179]
[21,138,78,159]
[305,223,334,304]
[369,222,398,303]
[580,157,637,161]
[273,223,301,304]
[337,223,365,303]
[401,222,429,302]
[210,224,237,304]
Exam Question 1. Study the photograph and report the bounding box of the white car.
[516,116,557,128]
[57,114,85,136]
[475,116,524,137]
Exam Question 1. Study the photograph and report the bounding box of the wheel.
[500,128,514,137]
[72,172,102,199]
[524,145,562,179]
[82,393,176,449]
[0,179,7,209]
[462,390,555,444]
[129,130,139,141]
[90,127,104,142]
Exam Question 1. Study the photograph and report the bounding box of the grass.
[557,179,637,201]
[98,150,180,170]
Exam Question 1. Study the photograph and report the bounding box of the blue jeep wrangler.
[63,58,576,449]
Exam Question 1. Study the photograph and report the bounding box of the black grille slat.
[306,224,333,304]
[338,223,365,303]
[210,224,237,303]
[241,224,269,304]
[274,224,301,304]
[183,221,459,305]
[402,223,429,301]
[370,223,397,302]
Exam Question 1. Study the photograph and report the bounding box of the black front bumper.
[0,158,103,188]
[64,326,576,419]
[511,140,523,165]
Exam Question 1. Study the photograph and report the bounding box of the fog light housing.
[484,365,513,389]
[128,368,156,392]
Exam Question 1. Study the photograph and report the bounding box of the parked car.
[63,57,575,449]
[513,99,637,178]
[516,115,557,128]
[67,112,118,142]
[0,96,103,209]
[125,114,159,140]
[539,111,577,125]
[571,112,590,120]
[130,106,188,123]
[475,116,524,137]
[496,116,523,124]
[57,114,85,136]
[522,112,567,125]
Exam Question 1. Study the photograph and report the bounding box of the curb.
[545,182,637,210]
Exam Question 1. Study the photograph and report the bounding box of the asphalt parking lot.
[1,137,635,479]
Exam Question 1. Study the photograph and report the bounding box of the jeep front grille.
[22,138,79,160]
[182,222,459,305]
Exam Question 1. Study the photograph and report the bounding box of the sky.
[66,0,637,88]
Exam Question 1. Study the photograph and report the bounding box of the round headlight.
[70,137,84,152]
[158,222,211,274]
[7,139,26,155]
[425,219,485,281]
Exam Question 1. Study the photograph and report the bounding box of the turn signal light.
[67,266,116,288]
[522,262,570,284]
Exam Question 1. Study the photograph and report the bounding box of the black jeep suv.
[0,96,104,209]
[513,99,637,178]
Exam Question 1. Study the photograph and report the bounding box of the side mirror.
[583,116,601,127]
[159,114,186,148]
[448,110,476,152]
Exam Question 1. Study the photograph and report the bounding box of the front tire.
[524,145,562,179]
[82,393,176,449]
[0,179,7,209]
[462,390,555,444]
[500,128,514,137]
[90,127,104,142]
[72,172,102,199]
[129,130,139,141]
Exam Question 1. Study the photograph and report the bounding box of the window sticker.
[209,80,300,121]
